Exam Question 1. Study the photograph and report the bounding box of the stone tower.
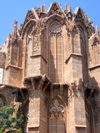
[0,2,100,133]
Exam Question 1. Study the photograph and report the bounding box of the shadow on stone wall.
[87,74,100,132]
[89,75,99,90]
[16,89,29,132]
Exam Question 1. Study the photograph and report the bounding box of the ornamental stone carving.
[48,3,63,16]
[49,21,62,33]
[49,100,64,117]
[33,35,41,54]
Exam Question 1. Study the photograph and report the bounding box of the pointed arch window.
[72,27,80,54]
[49,100,65,133]
[49,21,63,83]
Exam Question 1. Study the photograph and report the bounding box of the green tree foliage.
[0,104,23,133]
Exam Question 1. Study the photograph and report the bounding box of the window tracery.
[49,100,65,133]
[33,35,40,54]
[49,21,62,33]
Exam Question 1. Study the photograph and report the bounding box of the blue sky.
[0,0,100,46]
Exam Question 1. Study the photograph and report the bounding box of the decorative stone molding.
[50,83,69,97]
[92,37,100,46]
[48,2,65,17]
[69,79,83,91]
[49,21,62,34]
[49,100,64,117]
[23,74,51,93]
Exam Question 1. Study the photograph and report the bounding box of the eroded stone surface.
[0,2,100,133]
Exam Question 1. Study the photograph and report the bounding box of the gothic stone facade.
[0,2,100,133]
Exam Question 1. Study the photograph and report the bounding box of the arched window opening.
[49,21,63,83]
[49,100,65,133]
[72,27,80,54]
[80,30,89,83]
[27,36,32,76]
